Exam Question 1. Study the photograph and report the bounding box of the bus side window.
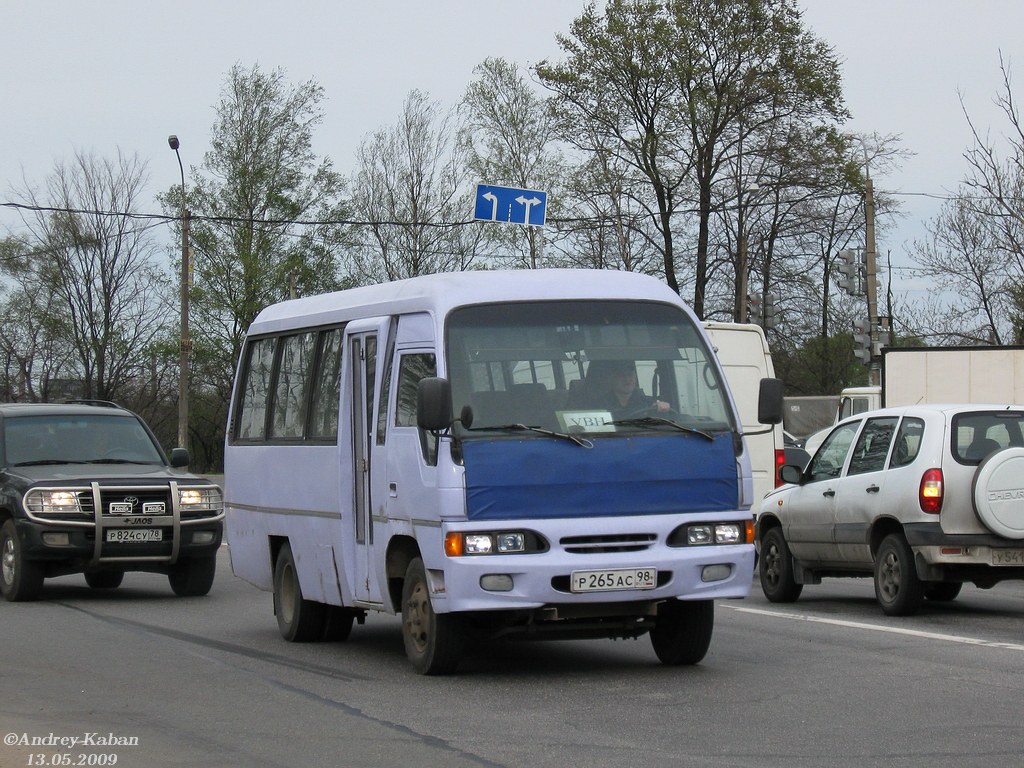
[309,328,343,440]
[236,337,277,440]
[375,350,394,446]
[396,353,437,464]
[270,332,317,439]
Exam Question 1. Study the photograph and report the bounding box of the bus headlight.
[465,534,494,555]
[496,533,525,553]
[670,520,753,547]
[444,531,539,556]
[688,526,713,545]
[714,524,742,544]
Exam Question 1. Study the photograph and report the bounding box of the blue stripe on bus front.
[462,433,737,520]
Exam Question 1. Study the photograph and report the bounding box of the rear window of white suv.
[951,411,1024,464]
[890,417,924,468]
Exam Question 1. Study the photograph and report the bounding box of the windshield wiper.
[84,458,154,465]
[12,459,88,466]
[471,423,593,448]
[606,416,714,441]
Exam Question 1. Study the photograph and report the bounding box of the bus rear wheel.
[401,557,463,675]
[274,543,325,641]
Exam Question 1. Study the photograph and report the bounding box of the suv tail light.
[919,468,943,514]
[774,448,786,487]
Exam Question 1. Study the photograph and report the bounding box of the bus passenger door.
[349,328,381,605]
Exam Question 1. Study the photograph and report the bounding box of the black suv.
[0,401,223,601]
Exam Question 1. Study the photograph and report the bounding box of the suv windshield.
[446,300,735,438]
[3,413,165,466]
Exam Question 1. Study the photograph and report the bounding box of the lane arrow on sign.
[474,184,547,227]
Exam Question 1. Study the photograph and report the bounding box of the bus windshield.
[446,300,735,437]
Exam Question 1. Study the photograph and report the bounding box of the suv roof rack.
[63,399,124,410]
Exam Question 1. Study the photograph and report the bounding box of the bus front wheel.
[401,557,463,675]
[650,599,714,665]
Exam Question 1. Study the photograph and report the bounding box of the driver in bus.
[571,360,671,417]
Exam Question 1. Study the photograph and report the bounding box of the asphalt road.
[3,547,1024,768]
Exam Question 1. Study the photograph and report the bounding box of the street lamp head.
[168,135,180,151]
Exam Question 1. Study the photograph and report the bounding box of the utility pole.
[736,182,760,323]
[738,216,749,323]
[864,170,880,386]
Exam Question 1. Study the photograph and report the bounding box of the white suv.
[757,404,1024,615]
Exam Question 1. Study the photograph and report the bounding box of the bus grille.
[560,533,656,554]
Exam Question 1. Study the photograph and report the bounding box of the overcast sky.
[3,1,1024,298]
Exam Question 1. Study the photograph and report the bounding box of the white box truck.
[704,322,783,503]
[882,346,1024,406]
[805,346,1024,455]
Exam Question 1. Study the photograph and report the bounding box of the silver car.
[757,404,1024,615]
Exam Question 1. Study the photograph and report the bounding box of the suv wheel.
[168,556,216,597]
[1,520,44,602]
[85,569,124,590]
[874,533,924,616]
[759,527,803,603]
[925,581,962,602]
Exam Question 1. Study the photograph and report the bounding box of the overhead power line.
[3,188,1021,231]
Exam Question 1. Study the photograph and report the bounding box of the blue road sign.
[473,183,547,227]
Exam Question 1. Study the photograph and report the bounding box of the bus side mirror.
[757,378,784,425]
[417,377,453,431]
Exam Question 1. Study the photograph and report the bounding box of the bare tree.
[349,90,480,282]
[0,238,76,402]
[179,63,345,369]
[910,54,1024,344]
[910,193,1015,344]
[537,0,845,317]
[556,131,667,274]
[8,151,170,403]
[460,58,565,269]
[537,1,693,295]
[165,63,346,467]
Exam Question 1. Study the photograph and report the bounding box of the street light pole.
[168,135,190,456]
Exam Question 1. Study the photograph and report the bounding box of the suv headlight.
[177,486,224,512]
[24,488,90,516]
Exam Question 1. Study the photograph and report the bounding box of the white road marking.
[725,604,1024,652]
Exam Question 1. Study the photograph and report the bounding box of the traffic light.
[763,292,778,329]
[836,249,860,296]
[874,328,891,356]
[852,319,871,364]
[746,293,762,324]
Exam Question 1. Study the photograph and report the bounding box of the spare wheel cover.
[973,447,1024,539]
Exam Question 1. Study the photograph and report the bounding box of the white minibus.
[225,269,782,674]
